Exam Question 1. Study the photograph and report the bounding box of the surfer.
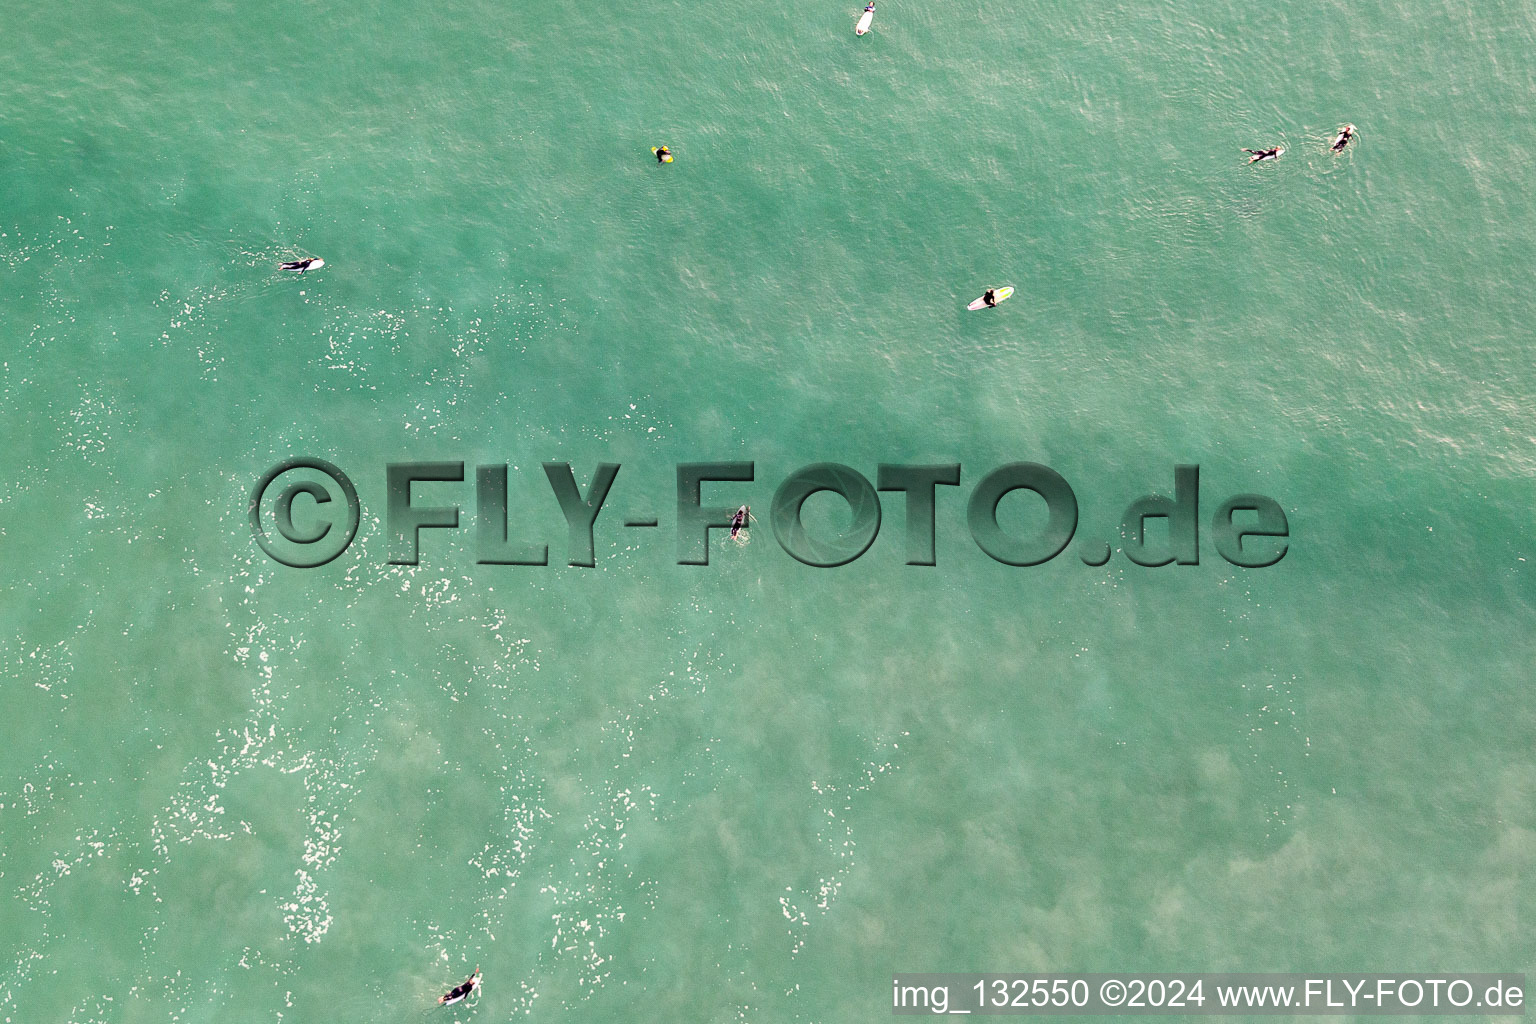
[1331,124,1357,152]
[438,968,481,1006]
[279,257,323,274]
[654,145,672,164]
[968,286,1011,310]
[1244,146,1283,164]
[863,3,874,12]
[729,505,752,539]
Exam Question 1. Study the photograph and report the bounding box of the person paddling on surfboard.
[654,145,672,164]
[1330,124,1357,153]
[729,505,753,540]
[438,968,481,1006]
[279,257,323,274]
[1244,146,1283,164]
[982,288,998,307]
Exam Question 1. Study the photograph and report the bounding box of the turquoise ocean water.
[2,0,1534,1019]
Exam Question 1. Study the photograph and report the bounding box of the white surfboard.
[968,286,1014,310]
[855,7,874,34]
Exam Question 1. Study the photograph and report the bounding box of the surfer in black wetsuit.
[1331,124,1357,152]
[982,289,998,307]
[730,505,752,539]
[655,145,671,164]
[1244,146,1283,163]
[279,257,322,273]
[438,968,481,1006]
